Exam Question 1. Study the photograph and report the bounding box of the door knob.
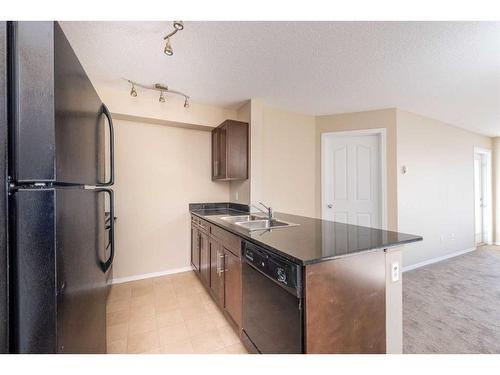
[327,204,333,208]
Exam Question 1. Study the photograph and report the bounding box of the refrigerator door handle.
[97,103,114,187]
[96,188,114,273]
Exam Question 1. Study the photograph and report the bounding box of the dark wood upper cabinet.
[212,120,248,181]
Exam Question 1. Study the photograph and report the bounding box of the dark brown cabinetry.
[212,120,248,181]
[190,215,243,331]
[199,230,210,287]
[223,248,242,328]
[209,238,224,306]
[190,224,200,272]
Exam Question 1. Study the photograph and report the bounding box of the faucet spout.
[251,201,273,221]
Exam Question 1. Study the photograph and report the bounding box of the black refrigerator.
[0,21,115,353]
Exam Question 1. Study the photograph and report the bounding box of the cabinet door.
[224,249,242,328]
[190,224,200,272]
[210,238,224,307]
[199,231,210,287]
[212,129,219,179]
[218,125,227,178]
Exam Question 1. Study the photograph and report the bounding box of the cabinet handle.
[218,252,225,276]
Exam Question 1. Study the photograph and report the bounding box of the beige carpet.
[403,245,500,354]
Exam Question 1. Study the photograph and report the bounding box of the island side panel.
[385,247,403,354]
[304,251,386,353]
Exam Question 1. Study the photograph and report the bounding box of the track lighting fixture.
[163,21,184,56]
[125,79,190,108]
[173,21,184,31]
[130,83,137,97]
[164,38,173,56]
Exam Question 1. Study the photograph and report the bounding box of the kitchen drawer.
[191,215,200,226]
[210,225,241,257]
[198,219,210,233]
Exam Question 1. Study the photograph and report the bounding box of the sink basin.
[235,219,298,231]
[219,215,265,224]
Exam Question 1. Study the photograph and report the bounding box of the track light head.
[184,98,190,108]
[159,91,166,103]
[130,84,137,97]
[164,38,173,56]
[173,21,184,31]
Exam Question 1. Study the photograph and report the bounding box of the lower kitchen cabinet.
[199,230,210,287]
[190,225,200,272]
[209,238,224,306]
[190,215,243,331]
[223,248,242,328]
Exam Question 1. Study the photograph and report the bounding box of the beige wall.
[246,101,316,217]
[315,109,398,229]
[494,137,500,244]
[112,119,229,280]
[260,104,316,217]
[396,110,492,268]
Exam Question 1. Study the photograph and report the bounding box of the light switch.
[391,262,399,282]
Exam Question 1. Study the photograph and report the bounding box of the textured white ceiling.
[60,21,500,136]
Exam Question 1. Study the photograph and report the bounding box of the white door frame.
[321,128,388,230]
[473,147,493,245]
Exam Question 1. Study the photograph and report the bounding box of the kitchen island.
[189,202,422,354]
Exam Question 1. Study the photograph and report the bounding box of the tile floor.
[106,271,249,354]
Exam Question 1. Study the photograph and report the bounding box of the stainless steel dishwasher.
[241,240,303,354]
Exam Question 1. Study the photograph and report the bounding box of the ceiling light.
[124,79,189,108]
[173,21,184,31]
[159,91,166,103]
[130,83,137,97]
[164,38,173,56]
[163,21,184,56]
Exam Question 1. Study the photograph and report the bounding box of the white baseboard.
[111,266,193,285]
[402,247,476,272]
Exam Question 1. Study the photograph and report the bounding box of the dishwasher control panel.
[244,241,302,297]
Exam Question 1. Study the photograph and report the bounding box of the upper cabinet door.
[211,120,248,181]
[9,22,105,185]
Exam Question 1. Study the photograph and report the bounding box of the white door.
[474,153,485,244]
[322,133,382,228]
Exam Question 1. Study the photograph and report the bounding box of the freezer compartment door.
[11,187,107,353]
[0,20,9,354]
[8,22,107,185]
[54,22,107,186]
[8,21,56,182]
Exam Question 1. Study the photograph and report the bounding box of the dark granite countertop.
[189,203,422,265]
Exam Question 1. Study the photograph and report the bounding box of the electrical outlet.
[391,262,399,282]
[450,233,455,241]
[235,191,239,201]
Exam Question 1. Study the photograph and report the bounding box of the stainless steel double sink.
[219,214,299,231]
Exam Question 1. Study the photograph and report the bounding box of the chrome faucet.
[251,201,273,221]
